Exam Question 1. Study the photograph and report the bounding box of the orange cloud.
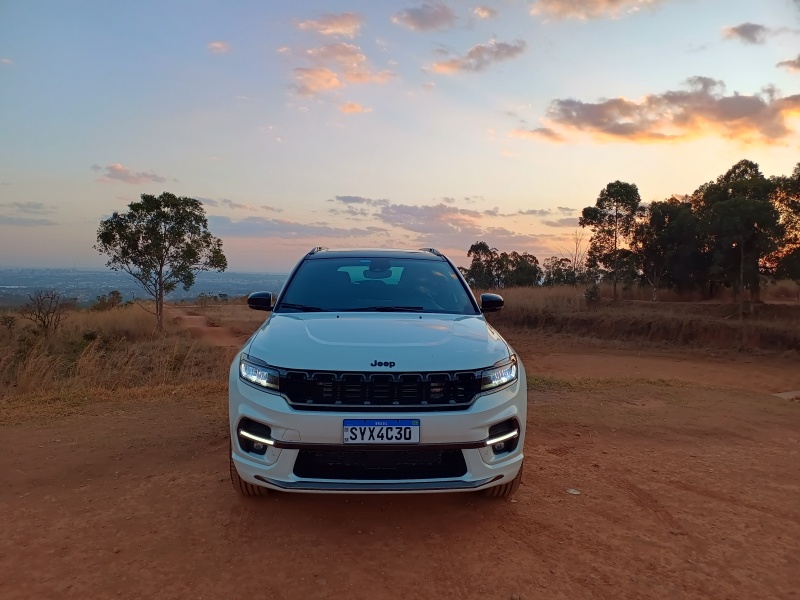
[474,6,497,19]
[293,42,394,94]
[292,67,343,96]
[531,0,667,20]
[522,77,800,144]
[297,13,363,38]
[339,102,372,114]
[508,127,565,142]
[207,41,230,54]
[778,54,800,72]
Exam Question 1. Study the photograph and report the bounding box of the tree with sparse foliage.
[19,290,68,336]
[579,181,643,300]
[95,192,228,330]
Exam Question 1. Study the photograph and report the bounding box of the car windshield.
[276,257,479,315]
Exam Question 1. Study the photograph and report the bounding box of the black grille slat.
[278,370,480,412]
[293,448,467,480]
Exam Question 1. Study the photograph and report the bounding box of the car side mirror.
[247,291,273,311]
[480,293,504,313]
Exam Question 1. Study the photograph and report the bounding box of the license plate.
[343,419,420,444]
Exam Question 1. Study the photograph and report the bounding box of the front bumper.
[228,358,527,494]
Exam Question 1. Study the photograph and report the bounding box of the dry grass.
[0,304,235,398]
[598,280,800,302]
[186,302,268,337]
[482,286,800,352]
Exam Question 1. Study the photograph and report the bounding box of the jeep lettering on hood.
[370,360,395,368]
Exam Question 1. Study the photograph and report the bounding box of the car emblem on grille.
[370,360,396,368]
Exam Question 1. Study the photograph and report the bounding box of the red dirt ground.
[1,319,799,599]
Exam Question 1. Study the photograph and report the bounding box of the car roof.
[304,248,446,261]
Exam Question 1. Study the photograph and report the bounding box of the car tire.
[483,461,523,498]
[229,443,270,497]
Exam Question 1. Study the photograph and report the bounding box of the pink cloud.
[94,163,167,185]
[207,41,230,54]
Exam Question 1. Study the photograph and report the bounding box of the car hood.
[245,313,511,372]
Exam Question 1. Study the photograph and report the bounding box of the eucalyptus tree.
[692,160,782,302]
[96,192,227,330]
[579,181,643,300]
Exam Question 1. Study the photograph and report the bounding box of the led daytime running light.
[238,429,275,446]
[485,429,519,446]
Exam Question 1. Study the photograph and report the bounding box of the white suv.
[228,248,526,497]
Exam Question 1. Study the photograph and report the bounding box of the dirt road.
[1,328,799,599]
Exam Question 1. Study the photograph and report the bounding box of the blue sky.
[1,0,799,270]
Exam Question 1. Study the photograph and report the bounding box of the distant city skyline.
[2,0,799,270]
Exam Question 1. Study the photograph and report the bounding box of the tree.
[777,247,800,302]
[579,181,642,300]
[93,290,123,312]
[558,230,588,286]
[464,242,541,288]
[465,241,496,288]
[542,256,572,286]
[95,192,228,330]
[691,160,782,302]
[502,251,542,287]
[771,162,800,254]
[19,290,68,336]
[631,199,700,300]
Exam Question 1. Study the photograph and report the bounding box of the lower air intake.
[293,448,467,480]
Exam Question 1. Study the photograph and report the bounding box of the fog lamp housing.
[486,419,520,455]
[237,417,274,456]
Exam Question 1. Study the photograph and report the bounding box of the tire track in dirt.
[666,479,800,524]
[607,475,686,535]
[167,308,246,348]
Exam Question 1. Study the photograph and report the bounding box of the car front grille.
[293,448,468,480]
[279,370,481,411]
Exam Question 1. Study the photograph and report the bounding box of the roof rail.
[419,247,443,257]
[308,246,328,255]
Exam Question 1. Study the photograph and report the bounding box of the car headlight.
[239,356,280,390]
[480,356,518,392]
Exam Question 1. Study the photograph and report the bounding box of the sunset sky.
[1,0,799,271]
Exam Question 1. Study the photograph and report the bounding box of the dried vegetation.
[481,284,800,352]
[0,303,234,401]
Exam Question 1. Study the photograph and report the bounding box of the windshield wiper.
[339,306,427,312]
[278,303,326,312]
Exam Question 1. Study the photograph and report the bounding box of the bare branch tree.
[18,290,68,336]
[558,230,588,286]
